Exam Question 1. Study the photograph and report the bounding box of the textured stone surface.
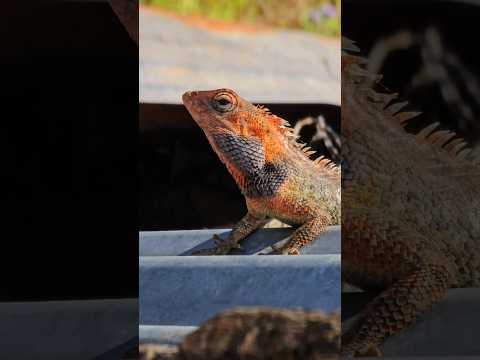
[139,7,340,105]
[140,255,340,326]
[139,226,340,256]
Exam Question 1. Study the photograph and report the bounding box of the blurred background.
[343,0,480,147]
[140,0,340,104]
[342,1,480,356]
[141,0,340,34]
[139,0,341,230]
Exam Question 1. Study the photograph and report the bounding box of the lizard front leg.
[266,214,329,255]
[342,260,453,357]
[192,212,267,255]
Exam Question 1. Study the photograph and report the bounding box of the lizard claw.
[286,248,300,255]
[258,242,301,255]
[232,243,244,252]
[271,243,283,253]
[191,248,218,256]
[258,243,284,255]
[341,342,381,358]
[191,234,238,256]
[213,234,243,251]
[212,234,223,246]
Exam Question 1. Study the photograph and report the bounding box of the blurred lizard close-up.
[139,308,340,360]
[341,36,480,356]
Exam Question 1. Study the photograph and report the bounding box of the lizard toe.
[191,236,237,256]
[286,248,300,255]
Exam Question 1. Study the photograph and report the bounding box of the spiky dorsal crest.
[255,104,340,172]
[342,37,480,166]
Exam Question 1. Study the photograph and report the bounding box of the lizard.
[182,88,340,255]
[139,307,340,360]
[341,37,480,356]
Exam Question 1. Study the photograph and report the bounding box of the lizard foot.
[341,334,382,358]
[191,234,242,256]
[258,243,300,255]
[285,247,300,255]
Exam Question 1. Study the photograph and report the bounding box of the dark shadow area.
[0,2,138,301]
[343,0,480,144]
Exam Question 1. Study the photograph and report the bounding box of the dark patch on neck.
[213,132,265,173]
[245,162,289,198]
[212,131,288,198]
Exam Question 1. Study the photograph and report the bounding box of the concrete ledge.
[140,325,197,345]
[140,255,340,326]
[343,288,480,356]
[0,299,137,360]
[139,225,340,256]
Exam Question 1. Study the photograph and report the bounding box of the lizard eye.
[212,93,237,113]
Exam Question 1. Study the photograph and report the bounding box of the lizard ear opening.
[212,92,237,113]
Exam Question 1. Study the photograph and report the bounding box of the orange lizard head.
[182,88,290,164]
[183,88,254,134]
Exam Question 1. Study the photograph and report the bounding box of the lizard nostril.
[183,91,197,102]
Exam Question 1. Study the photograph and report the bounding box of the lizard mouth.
[182,91,202,110]
[182,91,197,115]
[182,91,210,127]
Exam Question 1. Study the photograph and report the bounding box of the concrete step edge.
[139,226,340,256]
[140,255,340,326]
[140,325,197,345]
[140,254,340,267]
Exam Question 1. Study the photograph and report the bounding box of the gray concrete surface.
[140,7,340,104]
[140,225,340,256]
[140,254,340,326]
[0,299,137,360]
[140,325,197,345]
